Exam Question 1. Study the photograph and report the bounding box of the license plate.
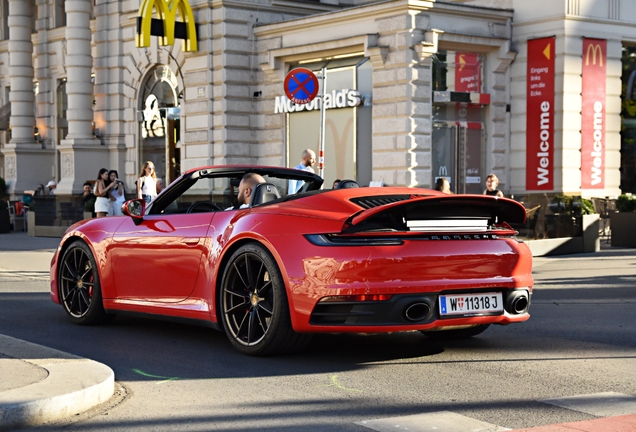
[439,292,503,316]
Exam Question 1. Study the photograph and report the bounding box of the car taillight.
[319,294,393,302]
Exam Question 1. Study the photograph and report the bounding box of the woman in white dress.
[137,161,157,204]
[94,168,117,217]
[107,170,126,216]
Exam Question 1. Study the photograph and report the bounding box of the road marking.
[539,392,636,417]
[318,375,362,393]
[356,411,510,432]
[0,269,49,281]
[132,368,179,385]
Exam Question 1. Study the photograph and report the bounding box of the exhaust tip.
[512,296,529,314]
[404,302,431,322]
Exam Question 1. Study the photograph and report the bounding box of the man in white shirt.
[288,148,316,194]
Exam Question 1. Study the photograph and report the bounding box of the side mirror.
[122,199,146,219]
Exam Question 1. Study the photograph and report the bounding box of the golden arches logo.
[136,0,198,52]
[585,43,603,67]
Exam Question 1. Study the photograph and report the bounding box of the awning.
[0,102,10,130]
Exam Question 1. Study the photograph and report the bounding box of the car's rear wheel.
[220,243,310,356]
[59,241,112,325]
[421,324,490,339]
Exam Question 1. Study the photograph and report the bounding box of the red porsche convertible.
[50,166,533,355]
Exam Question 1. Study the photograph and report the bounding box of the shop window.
[284,56,369,187]
[433,51,484,93]
[621,45,636,193]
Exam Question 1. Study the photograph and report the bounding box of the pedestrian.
[80,181,96,216]
[288,148,316,194]
[46,180,57,195]
[94,168,117,217]
[483,174,504,197]
[332,179,341,189]
[434,177,452,194]
[137,161,157,204]
[156,178,164,194]
[108,170,126,216]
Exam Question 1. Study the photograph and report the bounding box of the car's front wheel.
[220,243,310,356]
[421,324,490,340]
[58,240,113,325]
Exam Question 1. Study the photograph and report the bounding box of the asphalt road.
[1,246,635,431]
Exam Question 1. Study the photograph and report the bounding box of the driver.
[226,173,265,210]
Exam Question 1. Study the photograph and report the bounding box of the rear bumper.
[300,288,531,332]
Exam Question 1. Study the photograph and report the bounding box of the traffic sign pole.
[318,67,326,180]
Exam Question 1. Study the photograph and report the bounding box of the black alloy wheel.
[58,241,111,325]
[421,324,490,340]
[220,243,310,356]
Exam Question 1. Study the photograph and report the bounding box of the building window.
[284,56,370,186]
[621,45,636,193]
[433,51,484,93]
[57,79,68,144]
[1,0,8,40]
[55,0,66,28]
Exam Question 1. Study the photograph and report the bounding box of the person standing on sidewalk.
[107,170,125,216]
[94,169,118,218]
[137,161,157,204]
[287,149,316,194]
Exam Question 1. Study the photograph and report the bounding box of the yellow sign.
[136,0,198,52]
[543,44,551,60]
[586,43,603,67]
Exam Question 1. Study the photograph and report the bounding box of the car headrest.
[250,182,281,206]
[336,179,359,189]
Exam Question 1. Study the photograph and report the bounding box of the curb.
[0,335,114,431]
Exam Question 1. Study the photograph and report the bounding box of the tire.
[421,324,490,340]
[220,243,311,356]
[58,240,113,325]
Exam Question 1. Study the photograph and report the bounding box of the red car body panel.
[51,166,533,338]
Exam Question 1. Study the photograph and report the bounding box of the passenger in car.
[226,173,265,210]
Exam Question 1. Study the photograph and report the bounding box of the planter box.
[610,212,636,248]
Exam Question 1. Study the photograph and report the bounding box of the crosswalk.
[0,269,49,281]
[356,392,636,432]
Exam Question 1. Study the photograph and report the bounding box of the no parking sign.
[284,68,319,105]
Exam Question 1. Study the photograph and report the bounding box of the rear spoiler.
[344,195,527,234]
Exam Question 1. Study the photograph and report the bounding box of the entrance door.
[432,122,484,194]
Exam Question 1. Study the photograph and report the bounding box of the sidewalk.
[0,231,115,431]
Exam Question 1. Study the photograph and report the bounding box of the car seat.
[250,183,281,206]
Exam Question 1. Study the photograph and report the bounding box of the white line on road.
[356,411,510,432]
[540,392,636,417]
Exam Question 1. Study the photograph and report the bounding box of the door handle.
[181,238,200,246]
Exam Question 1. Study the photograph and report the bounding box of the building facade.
[0,0,634,200]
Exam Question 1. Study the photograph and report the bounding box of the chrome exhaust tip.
[404,302,431,322]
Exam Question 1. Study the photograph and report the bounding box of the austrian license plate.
[439,292,504,316]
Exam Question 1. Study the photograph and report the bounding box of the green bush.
[616,193,636,213]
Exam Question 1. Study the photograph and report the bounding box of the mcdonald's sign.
[136,0,198,52]
[585,41,604,67]
[581,38,607,189]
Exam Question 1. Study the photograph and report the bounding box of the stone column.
[93,0,127,186]
[57,0,107,194]
[2,0,54,196]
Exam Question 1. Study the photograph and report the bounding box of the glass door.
[432,122,484,194]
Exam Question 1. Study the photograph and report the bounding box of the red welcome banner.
[455,53,481,92]
[526,37,555,190]
[581,38,606,189]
